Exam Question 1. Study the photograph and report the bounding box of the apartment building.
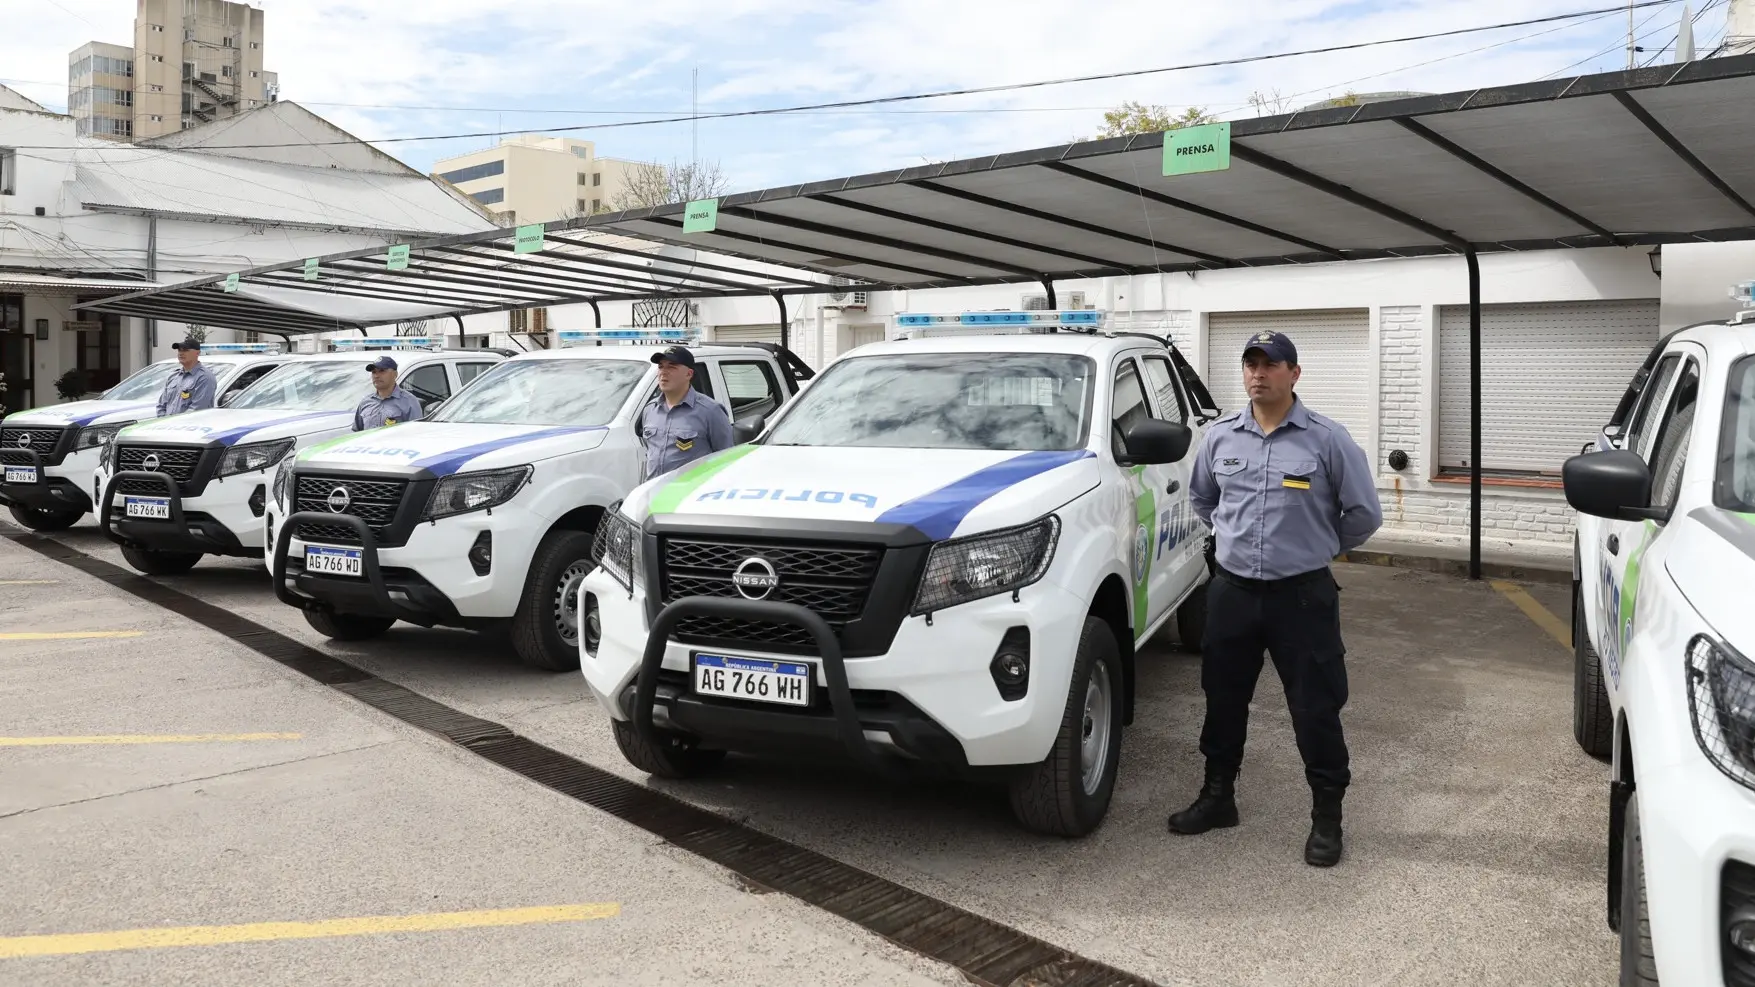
[434,135,645,224]
[67,0,278,143]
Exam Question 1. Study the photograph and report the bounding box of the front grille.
[0,425,68,467]
[116,476,176,496]
[1725,860,1755,986]
[293,475,410,545]
[660,537,882,654]
[116,444,201,481]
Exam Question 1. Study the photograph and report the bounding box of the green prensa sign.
[1163,122,1231,176]
[682,198,720,234]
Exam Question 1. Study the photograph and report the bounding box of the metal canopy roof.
[82,53,1755,335]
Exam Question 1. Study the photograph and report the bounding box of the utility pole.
[691,67,698,174]
[1730,0,1755,56]
[1628,0,1637,69]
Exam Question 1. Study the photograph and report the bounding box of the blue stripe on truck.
[875,449,1094,541]
[410,426,604,477]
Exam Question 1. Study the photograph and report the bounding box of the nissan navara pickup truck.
[1566,298,1755,987]
[578,312,1222,837]
[0,343,295,531]
[265,330,811,673]
[95,339,501,576]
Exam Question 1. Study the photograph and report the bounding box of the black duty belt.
[1217,565,1333,590]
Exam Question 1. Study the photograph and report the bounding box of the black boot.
[1305,785,1345,866]
[1167,764,1239,834]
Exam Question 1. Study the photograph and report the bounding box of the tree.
[1094,101,1216,139]
[608,159,733,211]
[1247,88,1291,117]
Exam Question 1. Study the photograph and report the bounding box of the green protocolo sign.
[386,244,410,271]
[222,273,239,293]
[303,257,320,281]
[1163,122,1231,176]
[682,198,719,234]
[514,223,545,254]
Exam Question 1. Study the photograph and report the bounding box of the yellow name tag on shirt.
[179,390,191,400]
[675,439,694,451]
[384,418,397,425]
[1282,476,1311,490]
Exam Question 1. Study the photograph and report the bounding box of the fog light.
[467,530,492,576]
[1729,906,1755,956]
[989,627,1031,701]
[265,516,275,549]
[247,484,266,518]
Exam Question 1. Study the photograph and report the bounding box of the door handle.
[1607,534,1620,555]
[1166,479,1180,495]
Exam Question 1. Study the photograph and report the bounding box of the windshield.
[1719,355,1755,511]
[227,361,372,412]
[763,352,1094,451]
[103,361,180,401]
[428,358,648,426]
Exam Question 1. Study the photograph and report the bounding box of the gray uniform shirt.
[353,386,425,431]
[640,387,734,480]
[156,363,218,417]
[1188,396,1384,581]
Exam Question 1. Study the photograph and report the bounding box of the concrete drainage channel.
[7,530,1161,987]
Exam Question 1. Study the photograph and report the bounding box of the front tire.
[511,528,595,672]
[1573,578,1613,761]
[119,544,202,575]
[611,719,726,779]
[1618,791,1660,985]
[303,608,395,641]
[1007,616,1124,837]
[8,504,83,531]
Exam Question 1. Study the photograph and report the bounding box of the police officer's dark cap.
[366,355,398,372]
[1243,331,1298,366]
[651,345,696,369]
[170,338,202,351]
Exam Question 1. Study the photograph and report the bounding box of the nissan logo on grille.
[327,486,352,513]
[141,453,161,472]
[731,557,779,600]
[13,433,30,449]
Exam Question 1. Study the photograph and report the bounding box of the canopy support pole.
[1466,245,1482,581]
[1041,278,1057,310]
[773,292,789,351]
[588,300,601,328]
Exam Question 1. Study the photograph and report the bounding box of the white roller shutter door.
[711,324,782,345]
[1438,300,1657,475]
[1206,309,1371,439]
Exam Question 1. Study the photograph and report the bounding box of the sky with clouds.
[3,0,1728,194]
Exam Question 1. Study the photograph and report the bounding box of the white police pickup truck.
[1565,294,1755,986]
[264,329,812,672]
[579,311,1222,837]
[95,338,501,577]
[0,343,294,531]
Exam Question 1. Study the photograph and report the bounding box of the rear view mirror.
[1562,450,1664,521]
[1120,419,1192,465]
[733,415,766,445]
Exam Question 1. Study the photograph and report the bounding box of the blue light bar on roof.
[201,341,284,354]
[896,310,1104,328]
[556,328,700,347]
[1732,281,1755,306]
[328,335,446,352]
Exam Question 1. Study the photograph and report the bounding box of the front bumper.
[1638,751,1755,986]
[0,449,95,515]
[579,565,1085,770]
[97,468,268,558]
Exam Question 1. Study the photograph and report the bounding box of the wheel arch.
[1089,573,1135,726]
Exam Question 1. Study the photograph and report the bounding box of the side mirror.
[1562,450,1664,521]
[733,414,766,445]
[1120,419,1192,466]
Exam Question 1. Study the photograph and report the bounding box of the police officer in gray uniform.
[155,338,218,417]
[1169,330,1383,867]
[352,355,425,431]
[639,345,733,480]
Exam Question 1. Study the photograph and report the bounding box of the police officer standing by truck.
[1168,330,1382,867]
[352,355,425,432]
[638,345,733,480]
[156,338,218,417]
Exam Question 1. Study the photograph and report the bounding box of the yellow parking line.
[0,631,142,641]
[0,904,622,959]
[0,733,303,747]
[1490,580,1571,651]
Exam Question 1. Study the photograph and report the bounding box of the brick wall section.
[1379,485,1574,544]
[1378,306,1422,476]
[1164,310,1195,354]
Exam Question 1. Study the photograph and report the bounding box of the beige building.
[434,135,646,225]
[68,0,276,143]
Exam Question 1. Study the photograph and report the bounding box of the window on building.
[149,23,163,31]
[437,159,505,184]
[592,172,602,187]
[251,41,260,49]
[570,146,588,159]
[250,70,258,78]
[221,65,233,77]
[150,84,163,92]
[149,53,163,62]
[590,198,600,212]
[469,187,505,206]
[0,149,15,196]
[577,173,588,185]
[577,199,586,213]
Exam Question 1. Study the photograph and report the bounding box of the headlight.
[218,439,295,478]
[421,465,532,521]
[911,514,1060,616]
[595,507,641,591]
[75,422,127,451]
[1687,633,1755,791]
[271,452,296,509]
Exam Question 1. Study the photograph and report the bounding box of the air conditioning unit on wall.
[825,275,868,310]
[1022,291,1089,310]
